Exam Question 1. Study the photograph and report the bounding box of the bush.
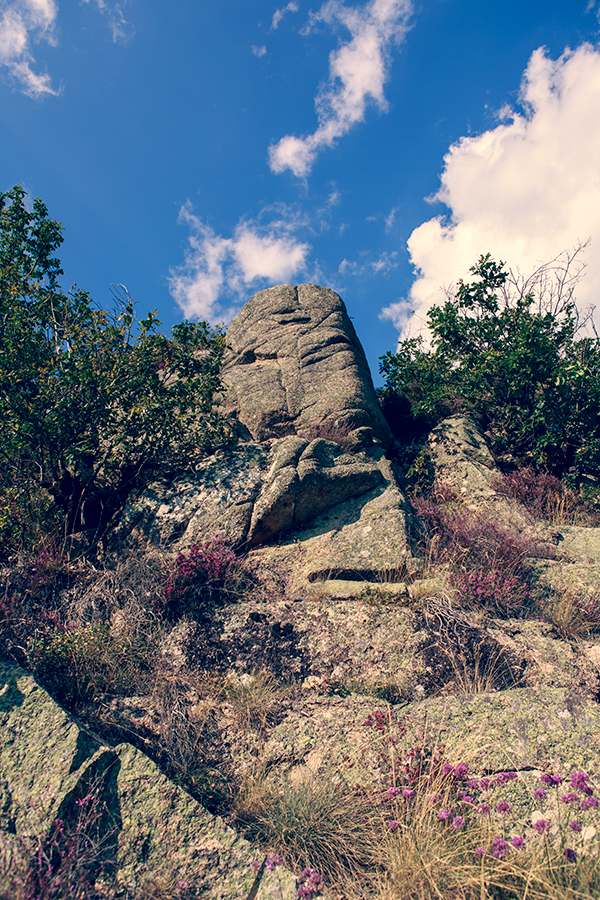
[414,487,555,617]
[0,185,228,554]
[161,536,244,620]
[380,251,600,479]
[492,466,600,526]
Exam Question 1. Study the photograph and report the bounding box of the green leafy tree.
[0,185,228,548]
[380,252,600,479]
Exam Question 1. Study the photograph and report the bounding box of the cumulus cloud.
[381,44,600,337]
[0,0,59,97]
[169,205,311,323]
[251,43,267,57]
[271,1,299,30]
[81,0,134,44]
[269,0,413,177]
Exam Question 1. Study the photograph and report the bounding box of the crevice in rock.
[308,565,414,584]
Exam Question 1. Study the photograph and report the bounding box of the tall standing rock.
[221,284,392,448]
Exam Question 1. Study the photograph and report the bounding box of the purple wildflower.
[571,772,590,791]
[387,820,401,831]
[467,779,480,790]
[453,763,469,779]
[266,854,283,871]
[479,778,491,791]
[497,801,512,815]
[437,809,452,822]
[491,837,511,859]
[534,819,550,835]
[581,796,599,810]
[442,764,454,776]
[534,788,548,802]
[561,792,579,804]
[570,822,582,833]
[385,787,402,799]
[452,816,465,829]
[403,789,415,800]
[493,772,517,787]
[476,804,490,816]
[541,773,563,787]
[297,868,324,900]
[474,847,486,858]
[564,848,577,863]
[511,836,525,849]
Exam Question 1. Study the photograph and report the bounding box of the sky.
[2,0,600,384]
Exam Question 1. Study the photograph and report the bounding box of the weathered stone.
[115,437,406,566]
[0,660,298,899]
[248,438,385,546]
[221,284,392,448]
[114,443,270,549]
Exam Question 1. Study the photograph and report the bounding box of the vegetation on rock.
[3,205,600,899]
[0,185,228,555]
[380,251,600,480]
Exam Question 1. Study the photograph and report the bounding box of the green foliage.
[0,185,229,549]
[28,622,155,704]
[380,252,600,479]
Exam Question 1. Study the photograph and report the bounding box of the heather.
[412,484,555,618]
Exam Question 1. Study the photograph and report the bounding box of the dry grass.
[541,587,600,641]
[234,772,381,884]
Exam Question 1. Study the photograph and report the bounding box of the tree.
[0,185,228,548]
[379,252,600,479]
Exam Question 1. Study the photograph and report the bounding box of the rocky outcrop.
[6,274,600,897]
[221,284,392,449]
[0,660,297,899]
[113,283,417,590]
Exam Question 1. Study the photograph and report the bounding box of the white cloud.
[169,204,311,323]
[0,0,59,96]
[382,44,600,337]
[384,204,398,231]
[271,1,299,30]
[269,0,412,177]
[339,248,398,276]
[251,43,267,57]
[81,0,134,44]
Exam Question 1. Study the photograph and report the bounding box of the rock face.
[221,284,392,449]
[0,660,297,899]
[114,283,417,588]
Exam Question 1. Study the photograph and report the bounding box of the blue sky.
[2,0,600,383]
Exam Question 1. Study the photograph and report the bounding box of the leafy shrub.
[28,622,155,704]
[0,185,228,551]
[161,536,244,620]
[380,252,600,479]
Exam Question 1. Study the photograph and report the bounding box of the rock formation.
[0,660,296,899]
[3,283,600,898]
[115,284,418,597]
[221,284,392,449]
